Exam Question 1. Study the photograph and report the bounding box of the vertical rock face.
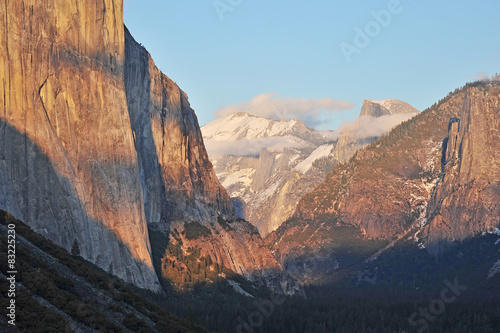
[267,82,500,283]
[0,0,160,290]
[426,85,500,248]
[123,33,300,294]
[122,30,285,291]
[123,29,234,225]
[0,0,296,294]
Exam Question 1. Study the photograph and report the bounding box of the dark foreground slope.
[4,209,498,333]
[0,210,306,333]
[0,210,207,332]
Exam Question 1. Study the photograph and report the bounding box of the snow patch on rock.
[488,260,500,279]
[228,280,254,297]
[294,144,335,174]
[221,168,255,188]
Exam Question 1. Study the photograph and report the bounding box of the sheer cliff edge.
[0,0,299,295]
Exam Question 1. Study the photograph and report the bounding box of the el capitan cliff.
[0,0,297,294]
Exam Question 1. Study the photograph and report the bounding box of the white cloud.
[338,114,416,139]
[214,93,353,128]
[476,72,491,81]
[468,72,495,83]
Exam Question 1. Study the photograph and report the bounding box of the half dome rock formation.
[0,0,296,294]
[266,91,461,283]
[332,98,419,163]
[359,99,419,117]
[267,82,500,284]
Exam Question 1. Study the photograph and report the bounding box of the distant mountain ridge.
[203,111,329,143]
[202,99,419,236]
[203,112,335,236]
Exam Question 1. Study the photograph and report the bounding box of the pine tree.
[71,239,80,256]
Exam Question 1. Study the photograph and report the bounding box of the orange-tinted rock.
[267,90,464,283]
[425,86,500,250]
[0,0,160,291]
[123,31,297,294]
[0,0,295,294]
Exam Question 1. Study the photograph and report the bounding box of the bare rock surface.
[0,0,294,294]
[425,85,500,250]
[268,83,500,283]
[267,91,462,283]
[0,0,159,291]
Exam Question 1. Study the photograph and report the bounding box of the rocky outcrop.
[331,135,377,164]
[425,85,500,250]
[332,99,419,163]
[268,83,500,284]
[164,217,303,296]
[124,29,234,224]
[123,31,298,294]
[0,0,160,291]
[0,0,295,294]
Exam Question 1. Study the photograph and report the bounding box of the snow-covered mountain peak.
[201,112,323,143]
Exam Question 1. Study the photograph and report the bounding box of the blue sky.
[124,0,500,130]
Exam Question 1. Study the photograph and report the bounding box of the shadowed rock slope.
[0,0,159,291]
[0,210,207,332]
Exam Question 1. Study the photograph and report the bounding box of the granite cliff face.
[425,85,500,250]
[124,30,234,225]
[0,0,159,291]
[267,91,463,283]
[0,0,294,294]
[123,33,298,294]
[331,99,419,163]
[359,99,419,117]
